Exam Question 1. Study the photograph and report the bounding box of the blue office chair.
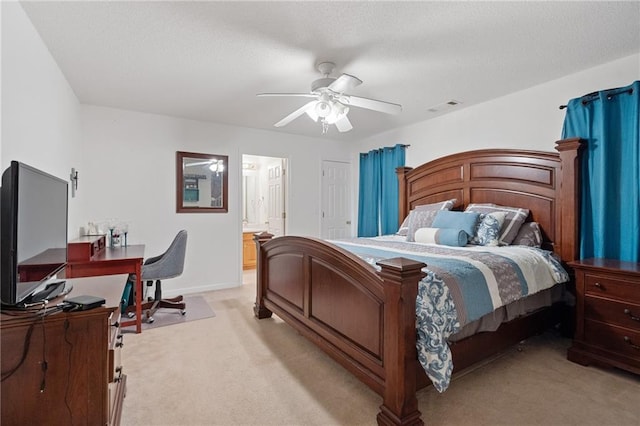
[124,230,188,323]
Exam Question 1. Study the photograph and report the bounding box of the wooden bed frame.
[254,138,583,425]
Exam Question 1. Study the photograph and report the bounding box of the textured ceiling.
[21,1,640,141]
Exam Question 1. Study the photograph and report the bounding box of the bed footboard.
[254,233,426,426]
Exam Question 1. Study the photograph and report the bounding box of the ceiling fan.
[257,62,402,134]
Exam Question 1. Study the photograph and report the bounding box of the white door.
[321,160,351,239]
[267,160,285,236]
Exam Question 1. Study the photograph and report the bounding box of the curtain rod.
[360,144,410,156]
[559,87,634,110]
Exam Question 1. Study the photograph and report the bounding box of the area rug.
[123,295,215,332]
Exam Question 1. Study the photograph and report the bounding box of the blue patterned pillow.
[470,212,507,246]
[464,203,530,245]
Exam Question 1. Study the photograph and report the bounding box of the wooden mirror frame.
[176,151,229,213]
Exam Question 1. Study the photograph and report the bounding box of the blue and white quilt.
[330,236,568,392]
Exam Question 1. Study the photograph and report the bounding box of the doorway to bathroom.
[241,154,288,270]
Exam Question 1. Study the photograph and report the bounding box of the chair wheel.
[127,312,135,319]
[180,310,186,316]
[147,316,155,324]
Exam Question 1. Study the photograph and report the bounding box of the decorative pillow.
[397,216,411,236]
[414,227,468,247]
[512,222,543,247]
[431,210,481,241]
[415,198,457,211]
[470,212,507,246]
[400,199,457,238]
[464,203,530,245]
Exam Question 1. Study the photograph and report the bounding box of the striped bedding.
[329,236,569,392]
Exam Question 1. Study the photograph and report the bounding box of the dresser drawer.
[108,313,124,383]
[585,296,640,331]
[584,273,640,304]
[584,319,640,360]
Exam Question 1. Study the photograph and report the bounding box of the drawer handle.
[624,336,640,351]
[594,282,604,289]
[624,309,640,322]
[116,334,124,348]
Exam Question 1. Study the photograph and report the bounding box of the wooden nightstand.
[567,258,640,375]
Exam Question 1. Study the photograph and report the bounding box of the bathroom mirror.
[176,151,228,213]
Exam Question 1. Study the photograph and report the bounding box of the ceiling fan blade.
[334,115,353,133]
[328,74,362,94]
[344,95,402,115]
[274,100,318,127]
[257,93,316,98]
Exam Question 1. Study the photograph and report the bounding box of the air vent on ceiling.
[427,99,463,113]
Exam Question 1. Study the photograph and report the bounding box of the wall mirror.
[176,151,228,213]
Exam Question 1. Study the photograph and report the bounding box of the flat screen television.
[1,161,68,306]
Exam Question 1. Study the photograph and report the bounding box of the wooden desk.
[1,275,128,426]
[66,244,145,333]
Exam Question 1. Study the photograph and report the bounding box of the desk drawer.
[68,235,106,262]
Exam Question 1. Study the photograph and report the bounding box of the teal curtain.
[358,144,406,237]
[561,81,639,262]
[380,144,406,235]
[358,150,381,237]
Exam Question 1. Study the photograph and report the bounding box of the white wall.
[1,2,83,237]
[80,106,352,295]
[358,53,640,167]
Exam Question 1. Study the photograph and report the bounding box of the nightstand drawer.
[585,319,640,360]
[585,296,640,331]
[585,273,640,304]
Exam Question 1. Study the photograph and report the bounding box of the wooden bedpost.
[376,257,426,426]
[253,231,274,319]
[396,167,413,227]
[555,137,584,263]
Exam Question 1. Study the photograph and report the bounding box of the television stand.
[1,274,127,426]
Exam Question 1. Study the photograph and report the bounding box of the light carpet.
[120,272,640,425]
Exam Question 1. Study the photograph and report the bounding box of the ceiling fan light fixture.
[315,100,332,118]
[325,102,349,124]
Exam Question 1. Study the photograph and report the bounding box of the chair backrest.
[140,230,188,280]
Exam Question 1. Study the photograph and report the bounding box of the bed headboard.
[396,138,584,263]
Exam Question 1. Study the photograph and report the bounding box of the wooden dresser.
[568,258,640,375]
[1,275,127,425]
